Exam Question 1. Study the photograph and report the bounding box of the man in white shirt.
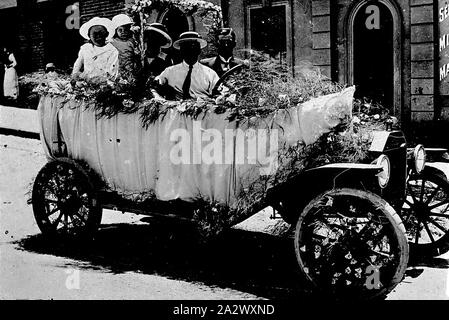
[155,31,219,100]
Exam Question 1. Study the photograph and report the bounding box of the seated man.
[142,23,172,78]
[200,28,247,77]
[155,31,219,100]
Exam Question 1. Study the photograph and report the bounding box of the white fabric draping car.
[38,87,356,206]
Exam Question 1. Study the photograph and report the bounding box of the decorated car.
[30,62,413,300]
[28,0,415,300]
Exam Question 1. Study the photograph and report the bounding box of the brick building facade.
[226,0,448,144]
[0,0,220,72]
[0,0,82,73]
[79,0,125,23]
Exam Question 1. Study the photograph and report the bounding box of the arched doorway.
[161,7,190,42]
[160,7,192,64]
[347,0,402,115]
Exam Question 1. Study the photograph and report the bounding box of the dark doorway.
[353,1,394,110]
[162,8,189,64]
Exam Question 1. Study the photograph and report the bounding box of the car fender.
[422,163,449,181]
[268,163,384,223]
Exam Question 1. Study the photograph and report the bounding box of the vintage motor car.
[32,78,412,300]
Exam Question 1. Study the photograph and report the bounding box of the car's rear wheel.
[32,158,102,239]
[294,188,408,300]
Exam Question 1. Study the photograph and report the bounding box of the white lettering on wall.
[440,3,449,23]
[440,62,449,81]
[440,34,449,52]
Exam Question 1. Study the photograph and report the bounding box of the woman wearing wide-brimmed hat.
[72,17,119,79]
[141,22,173,78]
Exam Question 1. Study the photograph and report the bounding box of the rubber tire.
[32,158,102,240]
[294,188,409,300]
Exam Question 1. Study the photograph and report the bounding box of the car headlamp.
[413,145,426,174]
[376,154,391,188]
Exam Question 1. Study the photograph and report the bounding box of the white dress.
[72,43,119,79]
[4,53,18,100]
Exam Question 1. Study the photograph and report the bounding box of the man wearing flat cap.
[155,31,219,100]
[200,28,247,77]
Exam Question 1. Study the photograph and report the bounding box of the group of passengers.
[72,14,245,100]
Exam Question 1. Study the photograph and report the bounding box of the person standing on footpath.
[3,46,19,103]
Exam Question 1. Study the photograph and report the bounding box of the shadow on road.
[14,219,312,299]
[409,256,449,269]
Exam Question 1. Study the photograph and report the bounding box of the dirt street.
[1,134,448,300]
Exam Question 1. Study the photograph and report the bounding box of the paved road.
[1,134,448,300]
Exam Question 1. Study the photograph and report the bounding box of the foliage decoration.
[125,0,223,65]
[30,50,399,239]
[34,73,153,118]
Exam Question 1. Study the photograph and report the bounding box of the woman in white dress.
[3,47,19,101]
[72,17,119,79]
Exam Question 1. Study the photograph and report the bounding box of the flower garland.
[34,73,154,118]
[128,0,222,24]
[126,0,223,65]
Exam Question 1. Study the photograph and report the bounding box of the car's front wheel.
[403,168,449,257]
[294,188,409,300]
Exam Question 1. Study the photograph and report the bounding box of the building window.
[246,2,291,65]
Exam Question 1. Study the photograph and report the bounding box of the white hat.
[112,14,133,29]
[173,31,207,50]
[79,17,115,40]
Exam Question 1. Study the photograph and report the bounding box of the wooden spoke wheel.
[294,188,408,300]
[32,158,102,239]
[402,169,449,257]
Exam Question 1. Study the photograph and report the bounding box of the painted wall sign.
[439,0,449,94]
